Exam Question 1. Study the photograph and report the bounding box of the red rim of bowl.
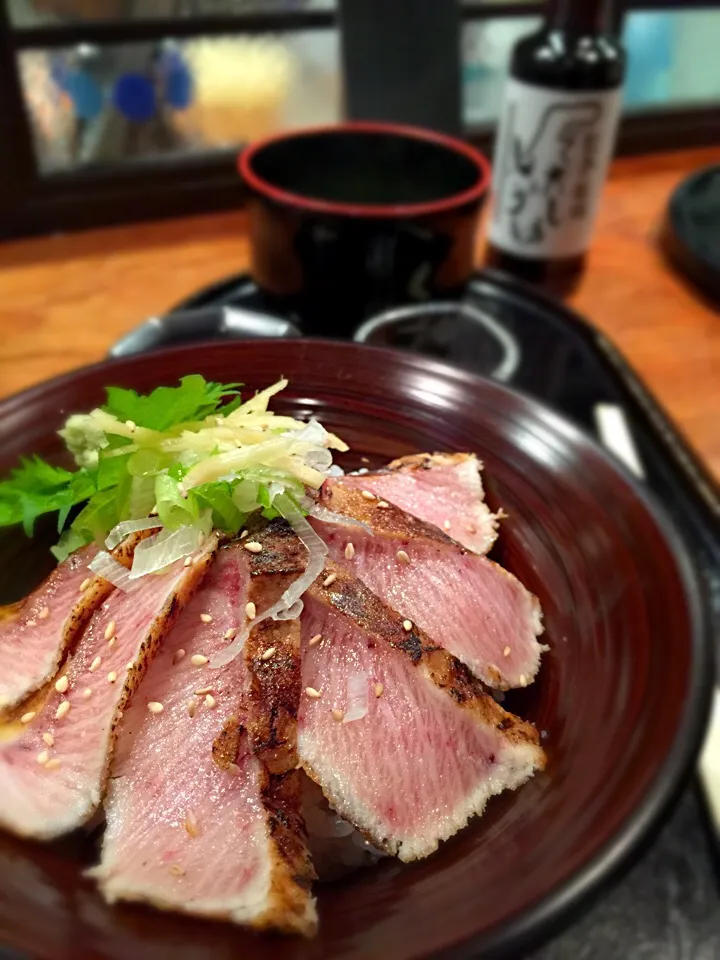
[238,121,492,219]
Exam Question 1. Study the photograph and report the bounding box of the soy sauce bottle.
[486,0,625,294]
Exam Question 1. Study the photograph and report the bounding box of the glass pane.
[623,9,720,109]
[6,0,333,27]
[17,31,341,173]
[461,16,542,126]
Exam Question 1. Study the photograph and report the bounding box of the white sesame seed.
[104,621,116,641]
[224,628,238,641]
[82,688,92,699]
[108,636,116,649]
[331,708,344,722]
[199,613,212,623]
[125,420,136,431]
[55,701,71,720]
[184,811,200,838]
[173,648,186,664]
[45,759,61,771]
[26,619,36,627]
[147,702,164,714]
[20,711,36,724]
[187,699,197,718]
[228,762,240,776]
[54,675,69,694]
[261,647,276,661]
[184,556,192,567]
[305,686,322,699]
[361,490,375,500]
[205,694,216,708]
[197,531,205,547]
[79,577,92,592]
[443,519,451,531]
[503,646,511,657]
[240,530,249,540]
[245,602,256,620]
[38,606,50,620]
[378,500,390,508]
[191,654,208,666]
[345,542,355,560]
[107,671,117,684]
[396,549,410,564]
[244,541,262,553]
[374,683,384,698]
[36,750,49,766]
[89,656,102,673]
[309,634,322,647]
[519,674,528,687]
[402,619,413,632]
[125,661,133,671]
[194,687,213,696]
[323,573,337,587]
[169,864,185,877]
[42,732,54,747]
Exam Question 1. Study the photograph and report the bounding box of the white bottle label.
[489,78,622,259]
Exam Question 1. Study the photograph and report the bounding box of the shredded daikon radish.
[105,517,163,550]
[129,517,210,579]
[89,551,134,591]
[211,495,327,668]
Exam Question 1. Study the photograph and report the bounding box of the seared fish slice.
[313,482,545,690]
[340,452,499,555]
[0,536,217,840]
[94,535,316,936]
[298,560,546,862]
[0,544,110,711]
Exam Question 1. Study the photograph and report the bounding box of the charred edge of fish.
[253,704,290,755]
[259,764,317,884]
[309,565,543,752]
[244,518,307,578]
[212,715,243,771]
[387,452,472,473]
[394,632,423,663]
[323,582,366,623]
[244,593,303,771]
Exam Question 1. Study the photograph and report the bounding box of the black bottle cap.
[660,163,720,303]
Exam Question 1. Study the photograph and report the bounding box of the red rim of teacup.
[238,121,492,219]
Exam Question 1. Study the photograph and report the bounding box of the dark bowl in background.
[239,123,491,337]
[0,340,711,960]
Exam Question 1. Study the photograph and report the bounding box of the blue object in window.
[165,61,193,110]
[113,74,156,122]
[65,70,104,121]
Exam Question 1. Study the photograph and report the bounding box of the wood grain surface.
[0,147,718,477]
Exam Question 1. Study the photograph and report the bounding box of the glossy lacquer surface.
[0,341,710,960]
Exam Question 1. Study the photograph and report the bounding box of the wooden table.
[1,147,719,479]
